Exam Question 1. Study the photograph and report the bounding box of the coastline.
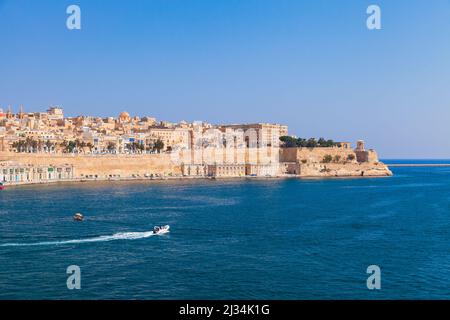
[387,163,450,167]
[1,172,393,189]
[0,147,393,188]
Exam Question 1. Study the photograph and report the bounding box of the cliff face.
[279,147,392,177]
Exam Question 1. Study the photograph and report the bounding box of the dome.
[119,111,131,121]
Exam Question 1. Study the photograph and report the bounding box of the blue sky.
[1,0,450,158]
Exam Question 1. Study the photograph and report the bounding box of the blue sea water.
[1,164,450,299]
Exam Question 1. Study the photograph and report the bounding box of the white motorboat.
[73,213,84,221]
[152,225,170,235]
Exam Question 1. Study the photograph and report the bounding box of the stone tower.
[18,106,25,119]
[356,140,365,151]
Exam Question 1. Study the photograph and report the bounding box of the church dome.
[119,111,131,121]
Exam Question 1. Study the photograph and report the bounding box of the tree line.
[118,139,165,153]
[12,138,95,153]
[11,138,165,154]
[280,136,338,148]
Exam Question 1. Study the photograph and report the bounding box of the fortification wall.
[279,147,391,177]
[178,147,279,165]
[280,147,360,164]
[0,152,180,179]
[299,162,391,177]
[0,145,392,183]
[0,137,5,152]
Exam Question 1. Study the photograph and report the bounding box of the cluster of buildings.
[0,105,388,185]
[0,106,287,156]
[0,106,291,182]
[0,161,74,185]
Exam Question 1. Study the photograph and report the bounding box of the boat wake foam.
[0,230,157,247]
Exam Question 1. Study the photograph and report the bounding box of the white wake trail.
[0,230,156,247]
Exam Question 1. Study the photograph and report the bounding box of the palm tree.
[86,142,94,153]
[45,140,54,153]
[79,141,87,153]
[146,141,154,153]
[74,139,83,153]
[29,138,38,153]
[12,140,26,152]
[107,142,116,153]
[136,142,144,153]
[68,141,77,153]
[37,140,44,153]
[24,137,33,152]
[60,140,76,153]
[60,140,68,153]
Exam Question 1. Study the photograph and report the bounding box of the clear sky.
[1,0,450,158]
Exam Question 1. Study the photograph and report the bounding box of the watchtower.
[356,140,365,151]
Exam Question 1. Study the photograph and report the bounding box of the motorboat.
[73,213,84,221]
[153,225,170,235]
[0,182,4,191]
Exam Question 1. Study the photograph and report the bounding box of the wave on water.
[341,185,380,189]
[0,230,156,247]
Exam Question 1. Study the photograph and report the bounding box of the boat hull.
[153,225,170,235]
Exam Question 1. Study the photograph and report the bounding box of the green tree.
[318,137,326,146]
[326,139,336,147]
[12,140,26,152]
[297,138,307,147]
[107,142,116,153]
[86,142,94,153]
[280,136,337,148]
[153,139,164,153]
[322,154,333,163]
[279,136,298,148]
[60,140,68,153]
[60,140,78,153]
[306,138,318,148]
[45,140,53,152]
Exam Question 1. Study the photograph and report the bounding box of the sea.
[1,160,450,299]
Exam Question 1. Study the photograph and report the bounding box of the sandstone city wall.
[279,147,392,177]
[1,144,392,186]
[280,147,359,163]
[0,152,180,179]
[297,162,392,177]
